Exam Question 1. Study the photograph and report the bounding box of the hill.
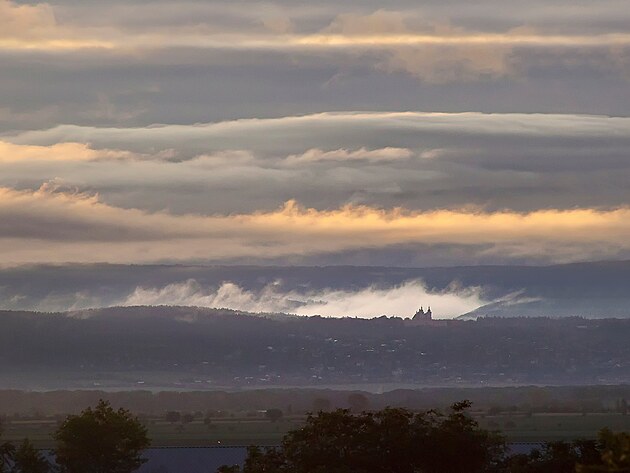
[0,306,628,390]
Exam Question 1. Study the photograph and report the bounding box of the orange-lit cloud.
[0,0,113,50]
[1,186,630,265]
[0,140,130,162]
[3,0,630,84]
[8,28,629,52]
[2,111,629,221]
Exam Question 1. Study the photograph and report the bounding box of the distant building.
[412,306,433,322]
[408,306,448,326]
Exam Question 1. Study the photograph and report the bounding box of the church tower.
[413,306,431,321]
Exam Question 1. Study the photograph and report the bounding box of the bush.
[54,400,150,473]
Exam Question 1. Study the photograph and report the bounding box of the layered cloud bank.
[2,111,630,217]
[2,1,630,268]
[2,0,630,132]
[2,184,630,265]
[1,110,630,266]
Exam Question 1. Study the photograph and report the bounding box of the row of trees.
[220,401,630,473]
[0,400,149,473]
[2,399,629,472]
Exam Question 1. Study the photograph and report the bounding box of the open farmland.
[4,412,630,449]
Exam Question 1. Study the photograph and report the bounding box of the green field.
[3,413,630,449]
[477,413,630,442]
[2,417,302,448]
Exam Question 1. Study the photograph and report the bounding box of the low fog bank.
[1,261,630,318]
[123,279,485,319]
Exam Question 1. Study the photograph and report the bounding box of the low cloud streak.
[123,279,485,319]
[285,147,413,164]
[0,140,130,162]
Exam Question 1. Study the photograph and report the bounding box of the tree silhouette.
[500,439,601,473]
[223,401,506,473]
[54,400,150,473]
[0,442,14,473]
[11,439,51,473]
[577,429,630,472]
[0,424,15,473]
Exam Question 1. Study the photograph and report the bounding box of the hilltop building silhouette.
[413,306,433,322]
[408,305,448,326]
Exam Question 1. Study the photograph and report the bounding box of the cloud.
[2,1,630,84]
[2,185,630,265]
[0,1,59,41]
[285,147,413,164]
[3,1,630,137]
[1,111,630,219]
[323,10,410,36]
[0,0,112,50]
[2,1,630,269]
[10,112,630,152]
[0,140,131,162]
[122,278,486,319]
[310,11,514,81]
[291,280,485,319]
[124,280,295,313]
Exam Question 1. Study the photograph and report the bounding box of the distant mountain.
[1,261,630,318]
[459,297,630,320]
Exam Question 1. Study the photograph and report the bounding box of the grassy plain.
[477,412,630,442]
[3,413,630,449]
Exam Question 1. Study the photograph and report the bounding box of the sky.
[2,0,630,267]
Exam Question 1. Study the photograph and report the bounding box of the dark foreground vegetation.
[0,400,149,473]
[219,402,630,473]
[1,386,629,449]
[1,400,629,473]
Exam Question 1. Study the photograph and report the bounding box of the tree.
[221,401,506,473]
[0,424,15,473]
[577,429,630,472]
[54,400,150,473]
[0,444,13,473]
[217,466,241,473]
[11,439,51,473]
[419,400,506,473]
[499,439,601,473]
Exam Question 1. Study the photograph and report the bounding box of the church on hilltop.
[408,306,448,326]
[413,306,433,322]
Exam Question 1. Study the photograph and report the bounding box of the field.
[477,412,630,442]
[3,413,630,449]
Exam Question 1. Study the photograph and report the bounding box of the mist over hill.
[1,261,630,318]
[0,306,628,390]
